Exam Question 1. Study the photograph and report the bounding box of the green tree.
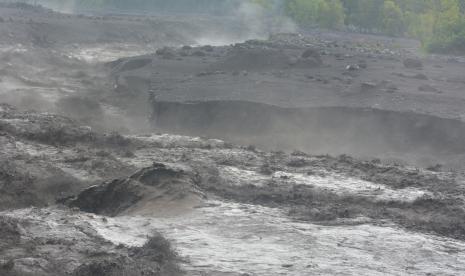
[381,0,405,35]
[285,0,320,26]
[284,0,344,29]
[316,0,345,29]
[341,0,385,32]
[427,0,465,53]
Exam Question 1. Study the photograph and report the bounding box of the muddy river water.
[69,201,465,275]
[1,9,465,274]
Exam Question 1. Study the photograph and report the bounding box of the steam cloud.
[234,1,297,39]
[14,0,297,43]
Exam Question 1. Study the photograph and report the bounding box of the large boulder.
[67,163,205,216]
[292,48,323,68]
[403,58,423,69]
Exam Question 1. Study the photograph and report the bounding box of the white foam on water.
[218,166,430,202]
[4,203,464,275]
[87,201,465,276]
[273,171,430,202]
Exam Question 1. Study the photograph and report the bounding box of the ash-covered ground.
[1,3,465,276]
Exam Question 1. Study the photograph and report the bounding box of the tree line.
[278,0,465,54]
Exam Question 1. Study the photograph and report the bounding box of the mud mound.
[152,100,465,168]
[67,163,205,216]
[213,47,291,71]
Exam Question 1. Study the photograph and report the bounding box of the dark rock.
[384,84,398,93]
[156,47,176,59]
[361,82,377,90]
[358,60,368,69]
[301,48,320,59]
[295,48,324,67]
[346,64,360,71]
[67,163,204,216]
[191,51,206,57]
[403,58,423,69]
[413,73,428,80]
[418,84,440,93]
[201,45,214,52]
